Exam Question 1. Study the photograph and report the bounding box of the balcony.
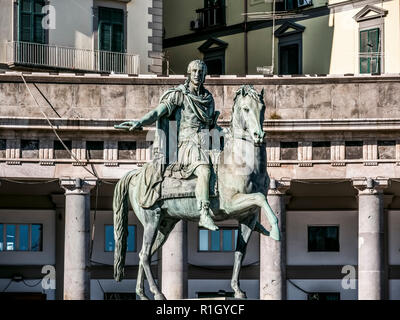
[191,5,225,31]
[0,41,140,74]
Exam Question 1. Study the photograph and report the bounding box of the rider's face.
[190,65,204,86]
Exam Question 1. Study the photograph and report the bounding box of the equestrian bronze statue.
[113,60,280,300]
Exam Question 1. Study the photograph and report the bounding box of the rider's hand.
[128,120,143,131]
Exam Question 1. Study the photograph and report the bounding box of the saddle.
[160,149,221,200]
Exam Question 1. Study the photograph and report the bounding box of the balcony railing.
[0,41,140,74]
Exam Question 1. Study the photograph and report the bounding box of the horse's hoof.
[270,226,280,241]
[235,291,247,299]
[154,293,167,300]
[139,295,150,300]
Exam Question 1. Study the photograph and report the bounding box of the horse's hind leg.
[231,213,257,299]
[136,217,179,300]
[138,208,166,300]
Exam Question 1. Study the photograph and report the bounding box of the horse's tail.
[113,170,136,282]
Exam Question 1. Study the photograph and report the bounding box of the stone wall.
[0,73,400,121]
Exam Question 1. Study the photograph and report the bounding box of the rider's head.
[187,60,207,87]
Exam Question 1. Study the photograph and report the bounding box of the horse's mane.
[233,85,264,106]
[230,85,265,130]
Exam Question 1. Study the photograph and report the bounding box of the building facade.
[0,72,399,300]
[163,0,400,76]
[0,0,163,74]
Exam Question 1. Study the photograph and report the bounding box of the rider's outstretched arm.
[138,103,169,126]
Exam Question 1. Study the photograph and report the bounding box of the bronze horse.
[113,85,280,300]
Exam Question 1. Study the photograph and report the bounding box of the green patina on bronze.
[113,60,280,300]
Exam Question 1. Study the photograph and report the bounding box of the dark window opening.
[205,58,224,75]
[279,44,300,75]
[86,141,104,160]
[345,141,363,160]
[378,140,395,160]
[0,139,6,158]
[98,7,125,73]
[118,141,137,160]
[195,0,225,30]
[280,142,298,160]
[308,226,339,252]
[54,140,72,159]
[360,28,381,74]
[19,0,46,44]
[21,139,39,159]
[312,141,331,160]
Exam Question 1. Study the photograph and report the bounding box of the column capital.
[352,177,390,195]
[60,177,97,195]
[268,178,291,196]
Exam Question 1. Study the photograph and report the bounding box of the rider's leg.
[194,165,218,231]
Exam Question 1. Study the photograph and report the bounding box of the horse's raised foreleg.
[138,209,166,300]
[225,192,280,241]
[231,213,257,299]
[136,217,179,300]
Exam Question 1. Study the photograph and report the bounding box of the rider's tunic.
[130,84,216,208]
[160,84,215,179]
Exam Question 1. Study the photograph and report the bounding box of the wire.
[0,178,59,185]
[22,279,42,288]
[97,280,105,295]
[287,279,312,295]
[1,279,13,292]
[20,73,98,179]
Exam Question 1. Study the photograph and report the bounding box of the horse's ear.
[240,86,245,96]
[261,88,264,99]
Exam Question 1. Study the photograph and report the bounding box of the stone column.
[161,221,188,299]
[51,194,65,300]
[60,178,97,300]
[260,179,290,300]
[353,177,389,300]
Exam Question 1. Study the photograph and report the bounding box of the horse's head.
[231,85,266,146]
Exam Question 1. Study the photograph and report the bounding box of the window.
[312,141,331,160]
[86,141,104,160]
[105,225,136,252]
[307,292,340,301]
[0,139,5,158]
[98,7,125,73]
[276,0,312,12]
[0,223,42,251]
[21,139,39,159]
[199,228,238,252]
[279,44,300,75]
[345,141,363,160]
[280,142,298,160]
[54,140,72,159]
[199,38,228,75]
[378,140,395,159]
[360,28,381,74]
[19,0,46,44]
[308,226,339,252]
[275,22,305,75]
[98,7,124,53]
[118,141,136,160]
[194,0,225,30]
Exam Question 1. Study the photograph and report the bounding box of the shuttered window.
[360,28,381,74]
[98,7,124,53]
[19,0,45,44]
